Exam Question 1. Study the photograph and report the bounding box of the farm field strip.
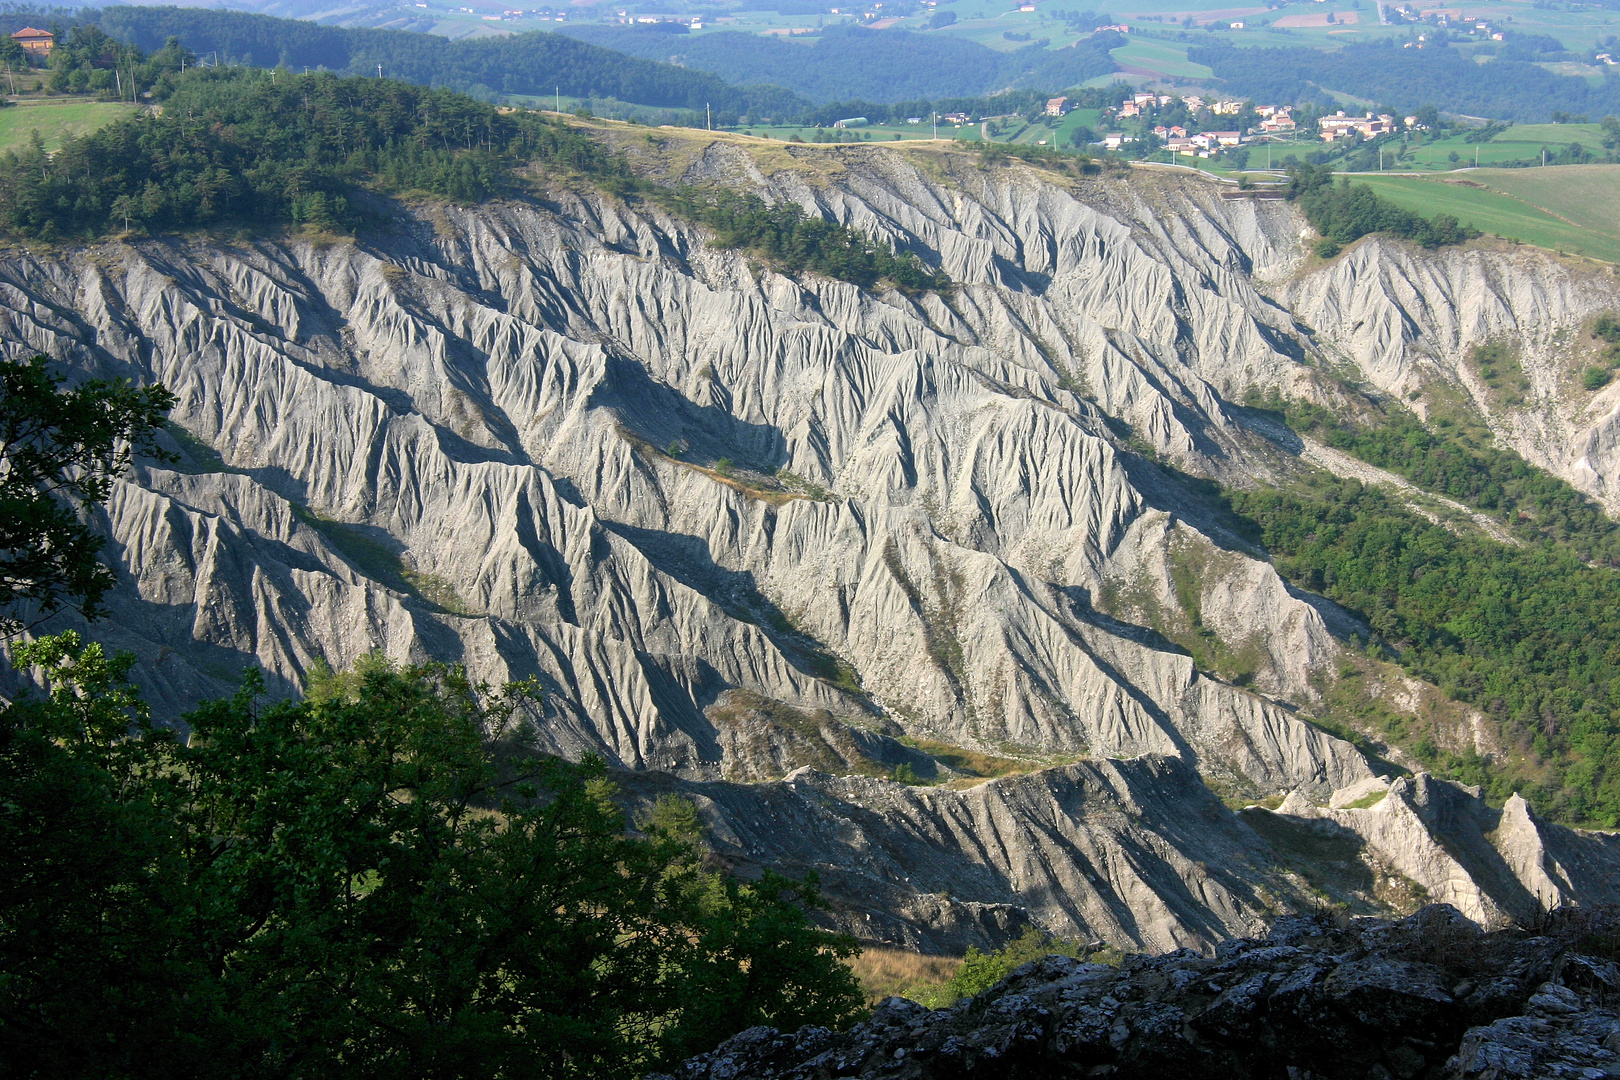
[1354,171,1620,264]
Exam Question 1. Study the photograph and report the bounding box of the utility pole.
[707,102,711,130]
[555,86,559,112]
[933,111,937,138]
[1475,145,1479,167]
[377,64,382,78]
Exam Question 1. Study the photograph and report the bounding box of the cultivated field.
[1391,124,1609,171]
[1354,167,1620,264]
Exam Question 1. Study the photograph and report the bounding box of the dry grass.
[902,737,1037,780]
[847,946,961,1005]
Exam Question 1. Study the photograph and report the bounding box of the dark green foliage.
[662,187,950,292]
[1190,39,1620,122]
[41,22,195,99]
[1232,390,1620,826]
[0,4,83,38]
[1252,389,1620,562]
[0,355,173,636]
[1227,474,1620,825]
[914,926,1112,1007]
[0,642,864,1078]
[1588,315,1620,387]
[0,68,625,238]
[0,65,945,294]
[1287,162,1479,250]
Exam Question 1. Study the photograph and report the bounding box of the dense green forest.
[557,23,1120,103]
[2,637,864,1077]
[0,68,619,235]
[664,188,950,292]
[1190,39,1620,122]
[1222,392,1620,826]
[92,5,808,123]
[1286,162,1478,256]
[0,67,950,293]
[1258,389,1620,562]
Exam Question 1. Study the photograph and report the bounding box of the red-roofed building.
[11,27,53,54]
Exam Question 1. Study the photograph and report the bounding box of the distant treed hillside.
[93,6,810,121]
[1192,41,1620,122]
[557,24,1119,103]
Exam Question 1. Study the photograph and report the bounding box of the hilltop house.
[10,26,53,54]
[1045,96,1069,116]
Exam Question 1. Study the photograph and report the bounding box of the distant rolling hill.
[555,24,1120,104]
[93,5,812,121]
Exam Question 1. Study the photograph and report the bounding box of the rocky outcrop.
[1258,777,1620,930]
[3,139,1619,950]
[662,905,1620,1080]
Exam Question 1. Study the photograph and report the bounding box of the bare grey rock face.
[660,905,1620,1080]
[2,144,1618,950]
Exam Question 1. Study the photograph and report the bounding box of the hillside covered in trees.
[0,66,951,294]
[91,5,809,122]
[556,23,1120,103]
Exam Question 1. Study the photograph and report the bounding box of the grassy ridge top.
[0,99,137,155]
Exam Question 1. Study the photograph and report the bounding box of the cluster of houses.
[1318,111,1407,141]
[1116,92,1247,118]
[1099,91,1428,155]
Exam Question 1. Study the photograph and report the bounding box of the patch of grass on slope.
[0,99,138,154]
[1353,170,1620,264]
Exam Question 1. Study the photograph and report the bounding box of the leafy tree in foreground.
[0,648,863,1077]
[0,354,173,636]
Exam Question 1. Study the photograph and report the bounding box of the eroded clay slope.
[2,142,1616,949]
